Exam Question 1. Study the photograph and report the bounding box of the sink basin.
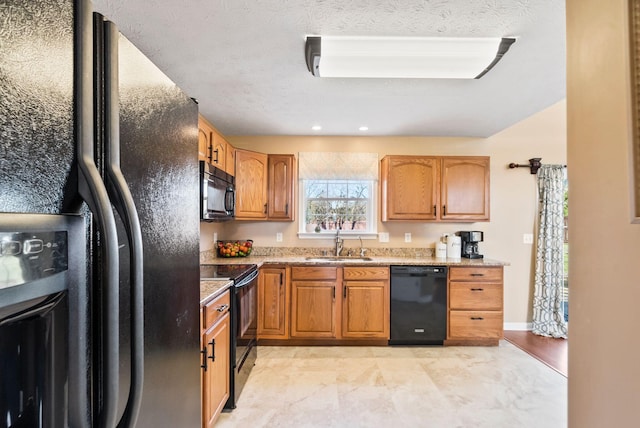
[304,256,373,262]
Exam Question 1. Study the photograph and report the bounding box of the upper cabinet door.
[210,129,227,171]
[440,157,490,221]
[235,149,268,219]
[198,115,212,163]
[267,155,296,221]
[381,156,439,221]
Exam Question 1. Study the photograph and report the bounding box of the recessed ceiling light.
[359,126,369,131]
[311,125,322,131]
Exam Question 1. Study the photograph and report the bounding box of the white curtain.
[532,165,568,338]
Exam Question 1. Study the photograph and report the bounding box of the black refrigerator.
[0,0,201,426]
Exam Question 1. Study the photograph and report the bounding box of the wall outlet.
[276,232,283,242]
[405,232,412,243]
[213,232,218,243]
[379,232,389,243]
[523,233,534,244]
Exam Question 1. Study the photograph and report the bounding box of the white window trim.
[297,179,378,239]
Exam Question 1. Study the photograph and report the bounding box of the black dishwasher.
[389,265,448,345]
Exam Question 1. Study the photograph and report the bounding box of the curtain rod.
[508,158,566,174]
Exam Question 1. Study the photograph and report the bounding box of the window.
[298,152,378,237]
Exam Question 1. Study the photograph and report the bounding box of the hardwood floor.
[504,330,568,377]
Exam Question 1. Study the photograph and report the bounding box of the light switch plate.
[523,233,534,244]
[276,232,283,242]
[405,233,412,243]
[379,232,389,243]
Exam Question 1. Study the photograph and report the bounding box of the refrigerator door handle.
[104,20,145,428]
[71,4,120,428]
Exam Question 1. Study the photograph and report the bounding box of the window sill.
[297,232,378,240]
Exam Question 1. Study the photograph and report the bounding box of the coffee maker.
[459,231,484,259]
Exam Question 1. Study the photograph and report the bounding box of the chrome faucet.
[358,236,367,257]
[334,229,343,256]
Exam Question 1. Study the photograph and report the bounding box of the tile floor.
[216,341,567,428]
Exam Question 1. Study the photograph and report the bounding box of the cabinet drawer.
[449,266,503,282]
[449,282,502,310]
[343,266,389,280]
[449,311,503,339]
[291,266,338,281]
[204,289,231,328]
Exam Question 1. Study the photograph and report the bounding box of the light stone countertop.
[200,279,233,306]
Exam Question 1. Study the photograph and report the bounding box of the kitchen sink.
[304,256,373,262]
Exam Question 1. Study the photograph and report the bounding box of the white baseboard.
[503,322,532,331]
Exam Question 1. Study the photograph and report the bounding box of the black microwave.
[200,161,235,221]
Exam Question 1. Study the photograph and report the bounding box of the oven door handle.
[234,269,258,288]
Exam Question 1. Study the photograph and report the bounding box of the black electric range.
[200,262,258,410]
[200,263,257,282]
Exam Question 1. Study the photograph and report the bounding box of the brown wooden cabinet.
[235,149,269,219]
[440,157,490,221]
[258,266,289,339]
[198,114,235,175]
[290,266,340,338]
[342,267,390,339]
[235,150,296,221]
[381,156,439,221]
[267,154,296,221]
[447,266,503,345]
[201,290,231,428]
[381,155,490,222]
[210,128,227,172]
[198,114,213,163]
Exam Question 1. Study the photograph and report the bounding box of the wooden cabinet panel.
[447,266,503,345]
[198,114,213,163]
[449,282,503,311]
[204,289,230,328]
[449,266,503,282]
[225,144,235,177]
[201,290,230,428]
[381,155,490,222]
[343,266,389,280]
[441,157,490,221]
[342,266,389,339]
[258,267,289,338]
[381,156,439,221]
[290,281,337,338]
[290,266,340,338]
[210,129,227,171]
[342,281,389,338]
[449,311,503,339]
[267,154,296,221]
[235,149,269,219]
[291,266,339,281]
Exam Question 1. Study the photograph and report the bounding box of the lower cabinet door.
[290,281,337,338]
[202,312,230,428]
[342,281,389,338]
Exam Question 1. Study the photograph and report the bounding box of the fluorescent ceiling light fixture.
[311,125,322,131]
[305,36,516,79]
[359,126,369,131]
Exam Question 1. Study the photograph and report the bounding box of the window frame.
[297,178,378,239]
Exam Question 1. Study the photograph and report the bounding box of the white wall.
[200,100,567,327]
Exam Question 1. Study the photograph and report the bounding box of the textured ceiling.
[92,0,566,137]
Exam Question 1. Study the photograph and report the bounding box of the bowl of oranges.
[216,240,253,257]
